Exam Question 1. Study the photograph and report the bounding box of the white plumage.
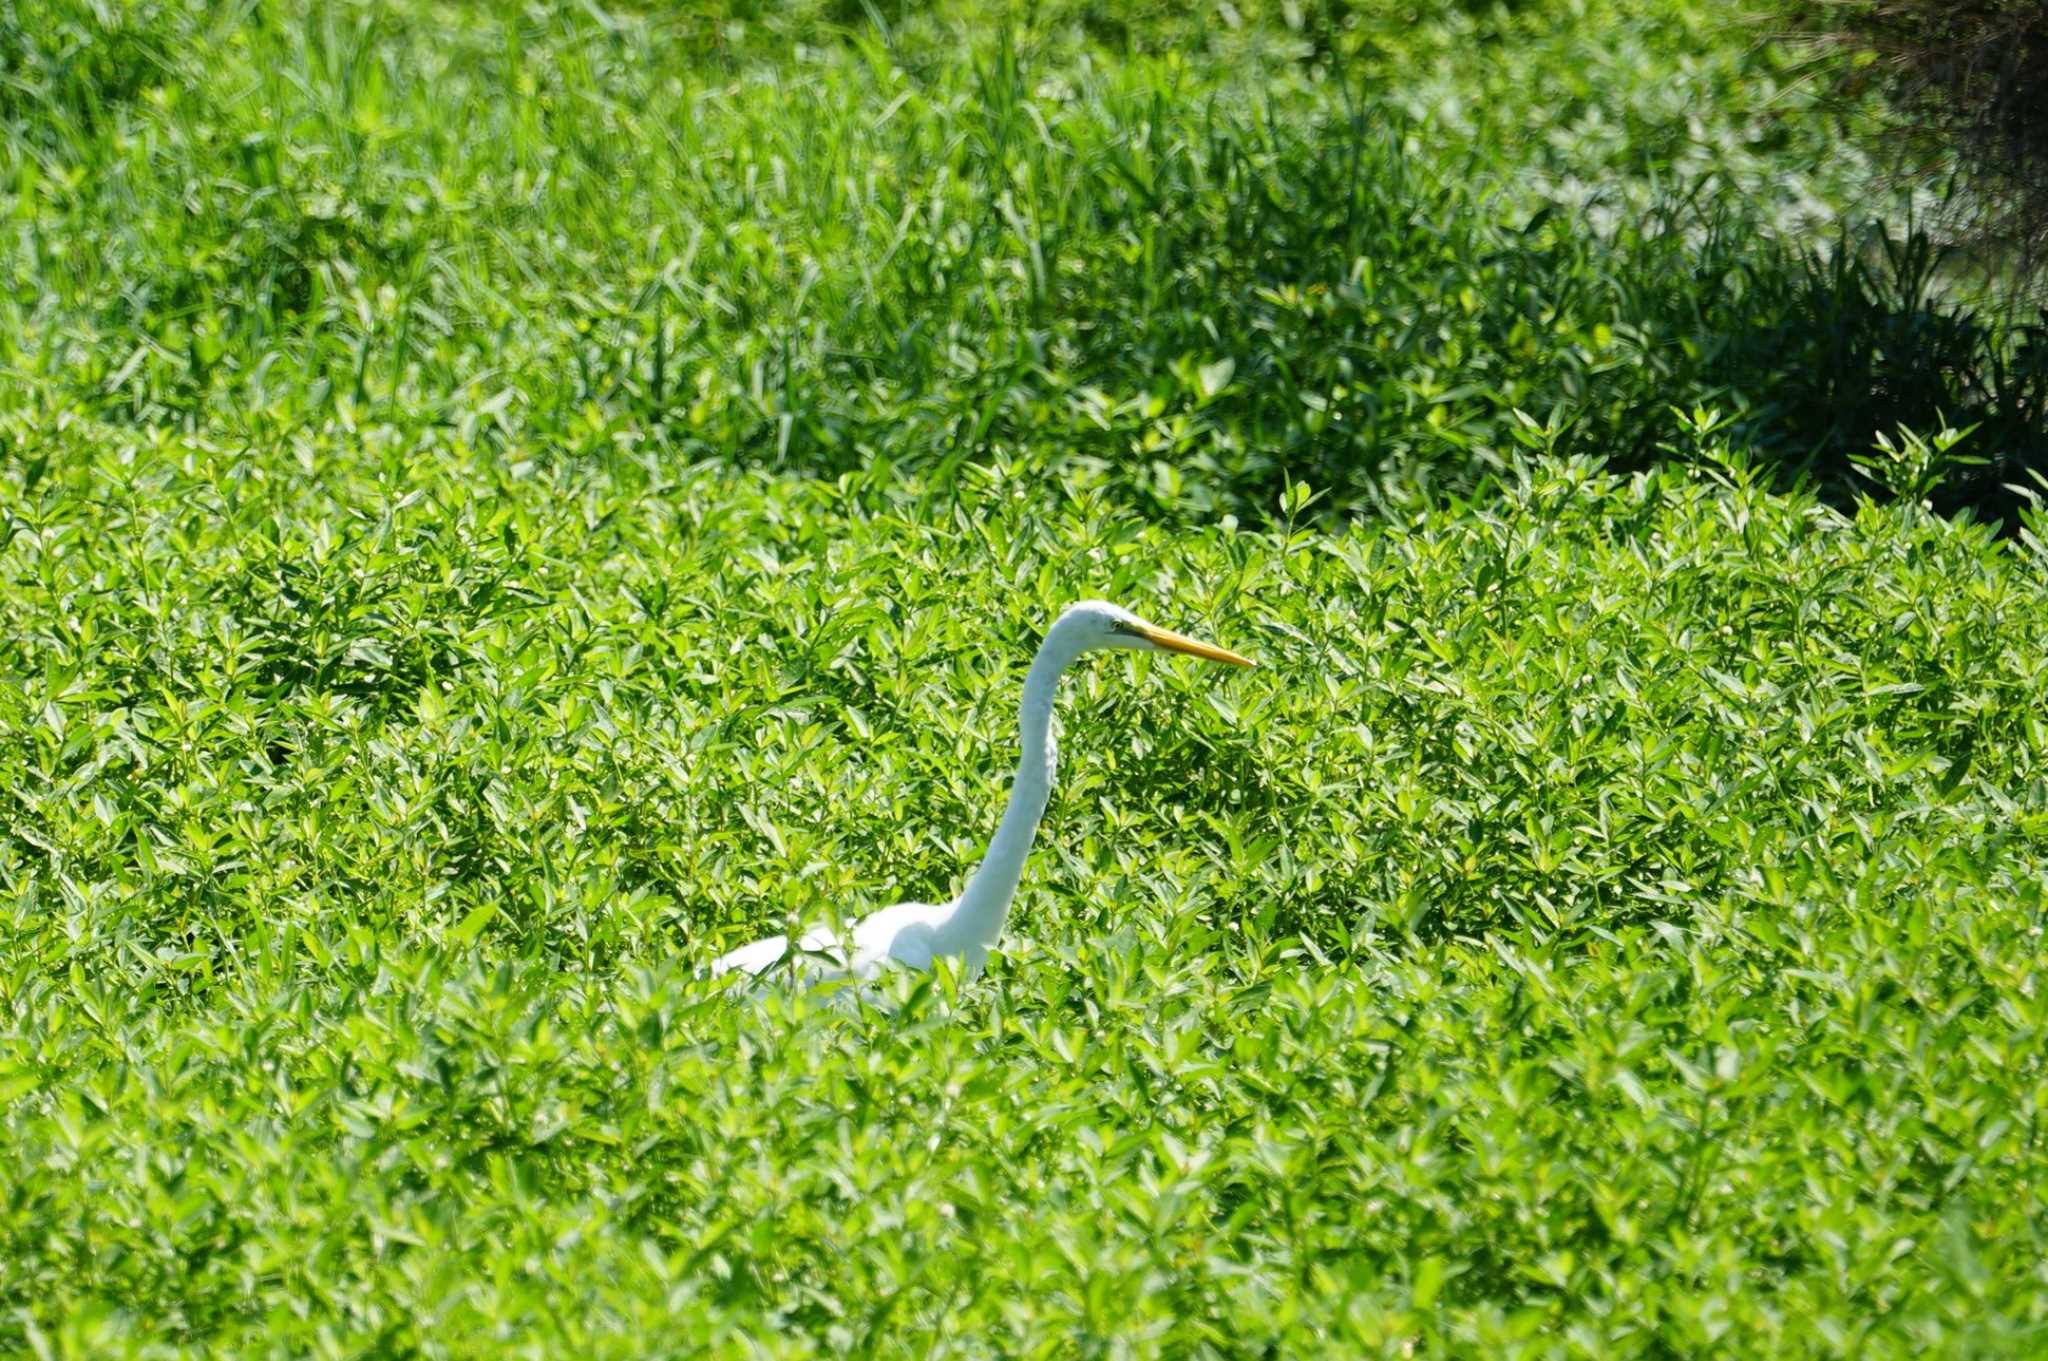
[711,600,1252,986]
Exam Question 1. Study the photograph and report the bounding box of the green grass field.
[4,1,2048,1356]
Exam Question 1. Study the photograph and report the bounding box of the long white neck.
[945,634,1079,949]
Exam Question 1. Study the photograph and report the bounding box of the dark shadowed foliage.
[1785,1,2048,279]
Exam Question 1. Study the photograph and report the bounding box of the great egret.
[711,600,1253,985]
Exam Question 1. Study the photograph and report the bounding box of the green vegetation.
[3,0,2046,1356]
[7,0,2043,519]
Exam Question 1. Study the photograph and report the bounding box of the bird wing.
[712,903,944,983]
[709,932,792,977]
[848,901,943,972]
[712,921,865,982]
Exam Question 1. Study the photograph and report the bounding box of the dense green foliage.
[5,434,2048,1356]
[4,0,2048,1356]
[4,0,2043,519]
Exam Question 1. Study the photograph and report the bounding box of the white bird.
[711,600,1253,986]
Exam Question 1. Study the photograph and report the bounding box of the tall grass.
[5,0,2041,521]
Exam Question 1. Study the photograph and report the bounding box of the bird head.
[1057,600,1255,667]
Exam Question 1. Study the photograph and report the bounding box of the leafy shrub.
[3,427,2047,1354]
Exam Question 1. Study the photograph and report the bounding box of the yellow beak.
[1134,623,1256,668]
